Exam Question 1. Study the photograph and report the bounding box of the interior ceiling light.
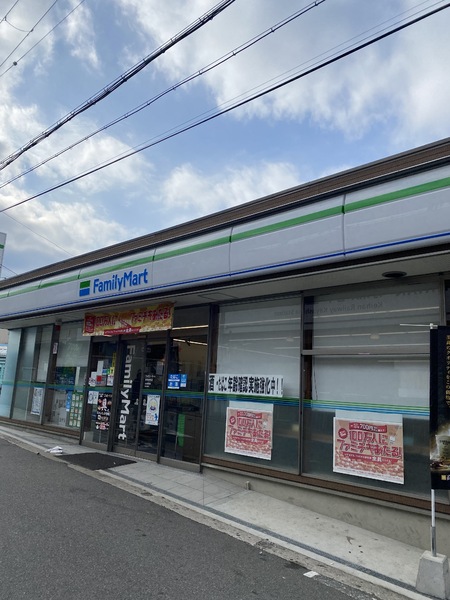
[382,271,407,279]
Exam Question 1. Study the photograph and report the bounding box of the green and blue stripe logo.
[79,280,90,297]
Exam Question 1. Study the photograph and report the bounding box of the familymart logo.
[79,268,149,297]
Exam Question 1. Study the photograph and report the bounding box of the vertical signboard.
[430,327,450,489]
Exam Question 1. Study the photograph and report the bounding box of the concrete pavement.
[0,423,441,600]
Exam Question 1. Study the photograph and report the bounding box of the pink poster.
[225,407,273,460]
[333,418,404,484]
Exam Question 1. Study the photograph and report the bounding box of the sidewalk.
[0,423,437,600]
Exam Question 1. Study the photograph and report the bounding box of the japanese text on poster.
[83,303,174,336]
[333,418,404,484]
[209,374,283,398]
[225,407,273,460]
[95,392,112,431]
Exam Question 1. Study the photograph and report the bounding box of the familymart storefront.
[1,300,210,468]
[0,278,442,497]
[2,138,450,550]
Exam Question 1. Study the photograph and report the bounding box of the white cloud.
[387,16,450,147]
[0,189,136,273]
[62,0,100,70]
[0,0,448,277]
[31,121,153,196]
[159,161,301,225]
[0,83,153,198]
[114,0,450,146]
[0,103,43,160]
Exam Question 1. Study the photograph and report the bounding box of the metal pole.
[431,488,437,557]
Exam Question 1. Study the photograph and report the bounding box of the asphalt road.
[0,437,400,600]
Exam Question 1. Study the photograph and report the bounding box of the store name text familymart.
[79,268,149,297]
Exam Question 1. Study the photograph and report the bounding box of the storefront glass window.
[45,322,89,429]
[11,325,52,422]
[204,297,301,472]
[302,281,441,497]
[83,338,118,445]
[161,306,209,464]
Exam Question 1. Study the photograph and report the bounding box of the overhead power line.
[0,0,236,173]
[3,210,73,256]
[0,0,327,192]
[0,0,87,79]
[0,0,21,23]
[0,0,60,71]
[2,0,448,215]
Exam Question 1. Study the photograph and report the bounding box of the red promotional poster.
[333,418,404,484]
[83,303,174,336]
[225,407,273,460]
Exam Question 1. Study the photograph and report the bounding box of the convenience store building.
[1,138,450,552]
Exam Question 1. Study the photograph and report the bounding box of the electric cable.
[0,0,236,172]
[3,0,437,193]
[0,0,327,191]
[0,0,21,23]
[0,264,18,277]
[0,0,60,71]
[0,0,87,79]
[1,211,73,256]
[2,0,448,214]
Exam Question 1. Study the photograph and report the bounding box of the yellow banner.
[83,303,174,336]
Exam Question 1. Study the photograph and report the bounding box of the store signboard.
[209,374,283,398]
[168,374,181,389]
[333,417,404,484]
[430,327,450,490]
[83,303,174,336]
[225,407,273,460]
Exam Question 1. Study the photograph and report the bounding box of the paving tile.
[173,488,206,503]
[153,479,180,492]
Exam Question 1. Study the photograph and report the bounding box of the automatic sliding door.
[136,339,166,456]
[161,331,207,464]
[113,338,145,453]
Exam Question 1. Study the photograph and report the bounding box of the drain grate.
[57,452,136,470]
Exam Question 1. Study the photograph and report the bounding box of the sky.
[0,0,449,279]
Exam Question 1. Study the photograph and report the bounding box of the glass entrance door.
[82,338,118,448]
[112,336,167,456]
[113,338,145,453]
[105,320,207,463]
[136,338,167,456]
[161,328,208,464]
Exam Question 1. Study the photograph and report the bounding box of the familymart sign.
[79,267,149,298]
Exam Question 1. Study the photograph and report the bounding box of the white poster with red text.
[333,417,404,484]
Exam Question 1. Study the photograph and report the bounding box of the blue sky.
[0,0,449,278]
